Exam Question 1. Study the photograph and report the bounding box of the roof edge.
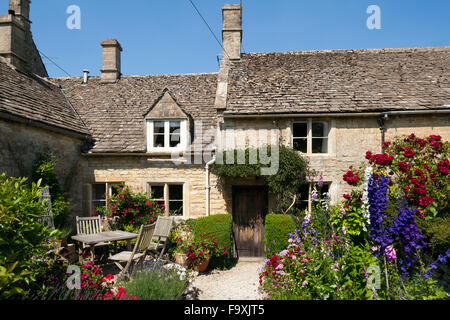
[0,110,91,139]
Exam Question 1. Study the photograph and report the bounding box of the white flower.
[361,166,373,226]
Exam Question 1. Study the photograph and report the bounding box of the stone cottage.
[1,1,449,257]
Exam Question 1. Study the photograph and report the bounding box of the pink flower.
[385,245,397,264]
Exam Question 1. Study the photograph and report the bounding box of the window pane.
[298,184,309,202]
[154,134,165,148]
[169,121,181,134]
[92,200,106,212]
[150,185,164,199]
[312,138,328,154]
[111,184,124,197]
[312,122,327,137]
[297,184,309,211]
[169,201,183,216]
[170,134,181,148]
[293,138,307,153]
[155,200,165,210]
[320,183,330,199]
[293,123,307,137]
[92,184,106,200]
[169,185,183,201]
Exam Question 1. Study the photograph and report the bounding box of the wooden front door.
[232,186,268,257]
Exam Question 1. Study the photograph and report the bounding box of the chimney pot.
[100,39,122,83]
[82,69,90,84]
[9,0,31,21]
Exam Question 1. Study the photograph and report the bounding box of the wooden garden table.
[71,230,138,263]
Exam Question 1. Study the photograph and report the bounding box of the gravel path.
[193,258,267,300]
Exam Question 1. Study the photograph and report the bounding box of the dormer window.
[144,89,191,153]
[147,119,187,151]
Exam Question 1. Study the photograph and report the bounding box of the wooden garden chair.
[75,216,111,261]
[146,216,174,262]
[108,224,155,280]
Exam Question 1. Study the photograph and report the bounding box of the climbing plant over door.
[212,144,313,213]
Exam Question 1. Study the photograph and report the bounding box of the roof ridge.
[242,46,450,56]
[51,71,219,80]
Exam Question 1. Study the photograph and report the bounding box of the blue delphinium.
[367,174,392,255]
[390,199,427,270]
[438,254,448,264]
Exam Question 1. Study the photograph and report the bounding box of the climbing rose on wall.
[365,133,450,218]
[343,166,361,186]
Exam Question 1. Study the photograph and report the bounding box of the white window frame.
[292,119,330,155]
[147,119,187,152]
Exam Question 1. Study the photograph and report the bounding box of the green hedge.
[264,214,296,258]
[193,214,234,269]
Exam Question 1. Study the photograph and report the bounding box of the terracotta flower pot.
[194,258,210,273]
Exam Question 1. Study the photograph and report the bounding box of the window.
[312,122,328,154]
[92,183,107,211]
[148,183,184,216]
[147,119,187,151]
[91,182,124,213]
[149,185,165,208]
[295,182,331,212]
[168,185,183,216]
[293,122,308,153]
[293,120,330,154]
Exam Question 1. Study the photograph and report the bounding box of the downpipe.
[205,155,217,217]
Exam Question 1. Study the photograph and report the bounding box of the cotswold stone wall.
[71,114,449,222]
[223,114,450,205]
[0,118,85,217]
[75,156,228,222]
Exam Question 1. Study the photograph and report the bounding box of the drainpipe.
[377,113,388,153]
[205,154,217,217]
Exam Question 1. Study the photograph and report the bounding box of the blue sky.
[4,0,449,77]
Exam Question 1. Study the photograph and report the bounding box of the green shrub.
[193,214,234,269]
[416,216,450,256]
[0,173,56,299]
[264,214,296,258]
[32,154,70,228]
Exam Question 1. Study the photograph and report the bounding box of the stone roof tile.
[225,46,450,115]
[56,73,218,153]
[0,60,90,136]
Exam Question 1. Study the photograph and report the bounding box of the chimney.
[9,0,30,24]
[0,0,48,77]
[222,4,242,61]
[100,39,122,83]
[82,69,89,84]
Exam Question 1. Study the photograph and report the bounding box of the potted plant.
[184,233,220,273]
[171,221,195,268]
